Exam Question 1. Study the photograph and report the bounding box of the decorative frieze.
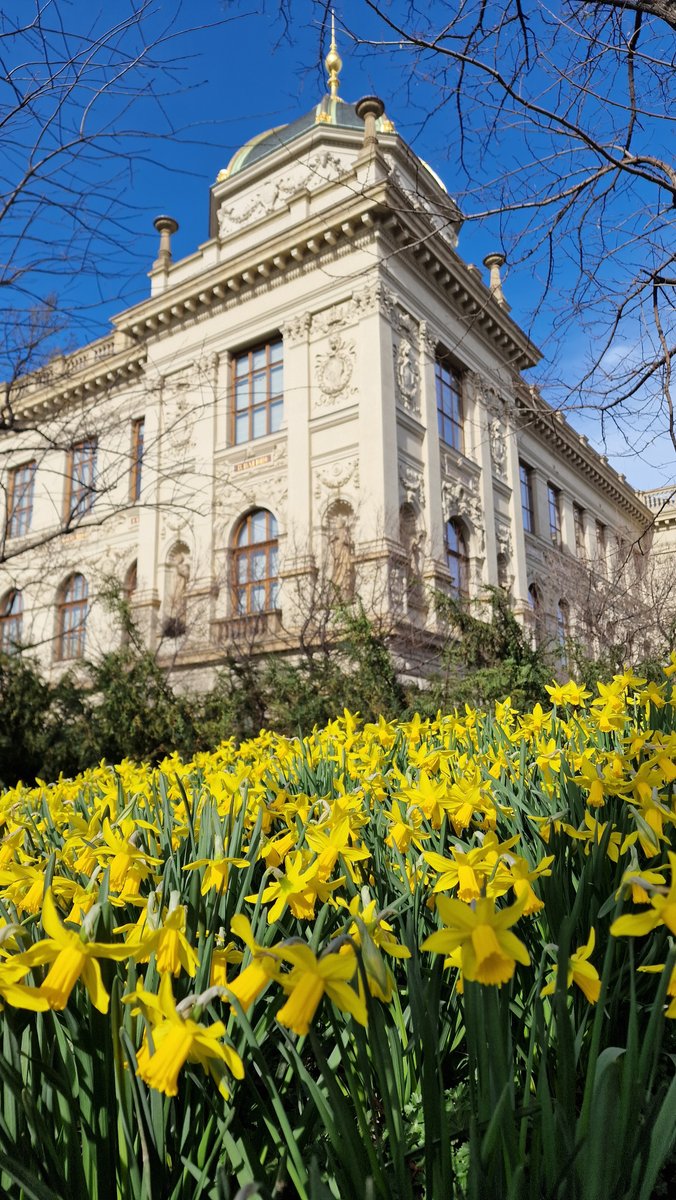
[217,151,346,238]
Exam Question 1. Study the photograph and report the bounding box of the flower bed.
[1,667,675,1198]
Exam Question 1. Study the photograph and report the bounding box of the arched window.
[124,561,138,603]
[528,582,543,645]
[57,574,88,660]
[233,509,279,615]
[0,589,23,653]
[557,599,570,645]
[445,519,469,598]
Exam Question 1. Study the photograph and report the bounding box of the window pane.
[236,587,247,614]
[251,550,266,581]
[252,348,266,371]
[235,379,249,410]
[269,399,283,432]
[237,555,249,582]
[235,412,249,444]
[252,371,266,402]
[269,364,283,396]
[251,585,265,612]
[269,545,278,577]
[252,405,266,439]
[269,340,283,364]
[235,355,248,377]
[270,580,280,609]
[250,510,267,542]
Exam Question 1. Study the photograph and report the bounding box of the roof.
[218,95,395,181]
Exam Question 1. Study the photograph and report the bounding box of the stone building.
[0,32,659,682]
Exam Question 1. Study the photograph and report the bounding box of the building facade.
[0,41,659,682]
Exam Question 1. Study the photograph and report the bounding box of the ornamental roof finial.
[325,11,342,99]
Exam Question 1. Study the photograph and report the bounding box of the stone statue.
[329,514,354,597]
[164,547,190,637]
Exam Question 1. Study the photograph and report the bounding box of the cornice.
[9,340,147,422]
[515,386,651,525]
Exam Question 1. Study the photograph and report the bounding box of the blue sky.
[4,0,672,490]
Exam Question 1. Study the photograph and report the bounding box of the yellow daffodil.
[541,928,601,1003]
[422,892,530,987]
[611,853,676,938]
[275,942,367,1035]
[125,973,244,1098]
[14,888,132,1012]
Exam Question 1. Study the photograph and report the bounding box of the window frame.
[7,460,37,539]
[548,483,562,549]
[445,518,470,599]
[556,598,570,645]
[573,503,586,557]
[520,461,535,534]
[57,573,88,661]
[65,439,97,523]
[232,509,280,616]
[130,418,145,503]
[0,589,23,653]
[230,339,283,446]
[435,355,464,453]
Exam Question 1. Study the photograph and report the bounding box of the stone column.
[504,412,529,612]
[560,492,576,556]
[356,287,399,546]
[280,313,312,569]
[472,374,498,588]
[419,322,446,569]
[133,373,162,647]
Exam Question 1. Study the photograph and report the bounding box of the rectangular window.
[436,357,464,452]
[65,438,97,522]
[231,339,283,445]
[596,520,607,570]
[548,484,562,548]
[130,418,145,502]
[520,461,535,533]
[573,503,586,556]
[7,460,36,538]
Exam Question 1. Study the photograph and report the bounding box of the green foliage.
[422,588,553,713]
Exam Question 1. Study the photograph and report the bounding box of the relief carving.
[394,337,420,415]
[442,476,484,551]
[280,312,311,346]
[399,464,425,508]
[313,456,359,499]
[218,152,345,238]
[315,333,356,406]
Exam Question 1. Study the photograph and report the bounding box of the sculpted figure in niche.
[163,545,190,638]
[400,503,425,607]
[328,511,355,599]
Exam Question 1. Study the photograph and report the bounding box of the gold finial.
[325,11,342,99]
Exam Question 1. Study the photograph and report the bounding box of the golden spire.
[325,11,342,99]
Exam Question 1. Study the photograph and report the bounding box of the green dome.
[217,95,395,182]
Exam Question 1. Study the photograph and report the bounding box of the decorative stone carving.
[388,165,460,248]
[313,456,359,499]
[442,476,484,549]
[315,333,356,406]
[280,312,311,346]
[495,519,512,560]
[419,320,439,359]
[217,152,345,238]
[489,418,508,481]
[399,464,425,508]
[327,506,355,598]
[163,543,190,637]
[394,337,420,415]
[163,367,194,454]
